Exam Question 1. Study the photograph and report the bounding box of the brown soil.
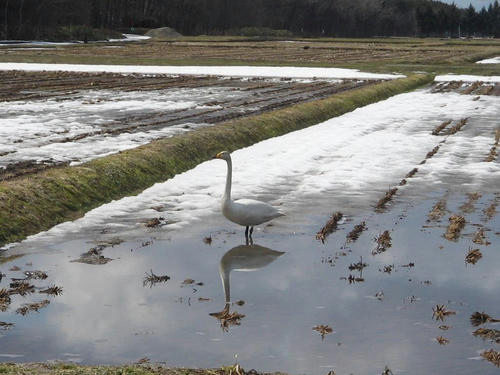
[0,71,376,180]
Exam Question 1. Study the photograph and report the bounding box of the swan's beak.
[213,152,223,159]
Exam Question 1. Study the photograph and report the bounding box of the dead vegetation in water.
[435,336,450,345]
[9,280,35,296]
[16,299,50,315]
[0,321,14,329]
[432,120,452,136]
[470,311,500,326]
[316,212,343,243]
[459,192,481,213]
[313,324,333,340]
[465,248,483,265]
[473,328,500,344]
[340,274,365,284]
[472,227,490,245]
[0,289,11,311]
[209,306,245,331]
[432,304,456,321]
[346,222,367,243]
[419,145,442,165]
[485,129,500,162]
[71,244,113,265]
[428,200,447,221]
[144,217,168,228]
[481,349,500,367]
[375,188,398,212]
[39,285,63,296]
[372,230,392,255]
[348,257,367,271]
[143,270,171,288]
[444,214,466,241]
[483,196,499,222]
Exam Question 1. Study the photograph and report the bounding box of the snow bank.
[10,88,500,247]
[435,74,500,83]
[0,62,404,80]
[476,56,500,64]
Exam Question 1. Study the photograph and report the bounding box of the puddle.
[0,191,499,374]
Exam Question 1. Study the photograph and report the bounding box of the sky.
[441,0,498,9]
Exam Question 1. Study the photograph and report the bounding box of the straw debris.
[459,192,481,213]
[346,222,367,243]
[444,215,466,241]
[472,227,489,245]
[473,328,500,344]
[432,304,456,321]
[143,270,170,288]
[481,349,500,367]
[316,212,343,243]
[470,312,500,326]
[465,248,482,265]
[428,200,447,221]
[375,188,398,212]
[39,285,64,296]
[209,306,245,331]
[372,230,392,255]
[436,336,450,345]
[16,300,50,315]
[444,118,468,135]
[432,120,452,135]
[313,324,333,340]
[0,321,14,329]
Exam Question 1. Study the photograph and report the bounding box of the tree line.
[1,0,500,40]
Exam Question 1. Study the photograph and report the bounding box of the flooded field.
[1,77,500,374]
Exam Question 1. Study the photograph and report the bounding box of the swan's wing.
[230,198,284,225]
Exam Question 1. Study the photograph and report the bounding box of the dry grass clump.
[39,285,64,296]
[470,311,500,326]
[481,349,500,367]
[372,230,392,255]
[473,328,500,344]
[432,120,452,135]
[435,336,450,345]
[428,200,447,221]
[432,304,456,321]
[375,188,398,212]
[16,300,50,315]
[143,270,170,288]
[346,221,367,243]
[444,214,466,241]
[444,118,468,135]
[420,145,441,164]
[209,306,245,331]
[313,324,333,340]
[483,197,499,221]
[460,192,481,213]
[485,129,500,162]
[0,321,14,330]
[472,227,488,245]
[341,275,365,284]
[465,248,483,265]
[348,257,367,271]
[9,280,35,296]
[316,212,343,243]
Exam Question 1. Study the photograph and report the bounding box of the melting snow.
[435,74,500,83]
[8,88,500,248]
[0,63,403,80]
[476,56,500,64]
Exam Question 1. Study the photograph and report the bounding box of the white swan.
[214,151,284,237]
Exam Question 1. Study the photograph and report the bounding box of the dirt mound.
[146,27,182,39]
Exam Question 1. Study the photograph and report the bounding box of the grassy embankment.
[0,363,264,375]
[0,74,432,247]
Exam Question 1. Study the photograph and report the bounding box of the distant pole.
[458,24,461,38]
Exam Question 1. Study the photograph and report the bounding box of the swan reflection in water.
[209,241,285,331]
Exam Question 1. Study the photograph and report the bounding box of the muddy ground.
[0,71,375,180]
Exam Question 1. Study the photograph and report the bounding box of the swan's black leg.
[249,226,254,236]
[245,226,249,238]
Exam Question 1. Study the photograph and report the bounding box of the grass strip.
[0,74,433,247]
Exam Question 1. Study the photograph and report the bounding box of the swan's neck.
[223,157,232,202]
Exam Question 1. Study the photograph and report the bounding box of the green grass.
[0,74,432,247]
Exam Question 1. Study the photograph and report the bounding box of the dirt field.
[0,70,377,181]
[2,38,500,73]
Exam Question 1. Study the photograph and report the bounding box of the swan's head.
[214,151,231,161]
